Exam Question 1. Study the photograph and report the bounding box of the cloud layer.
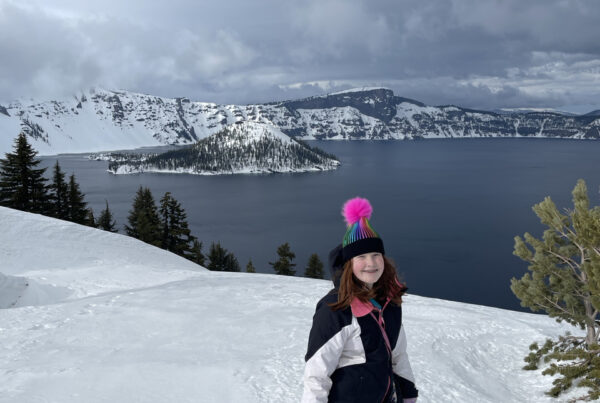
[1,0,599,112]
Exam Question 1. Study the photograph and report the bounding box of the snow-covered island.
[0,206,587,402]
[105,121,340,175]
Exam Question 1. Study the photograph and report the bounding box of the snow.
[396,102,445,126]
[229,121,295,145]
[0,206,585,402]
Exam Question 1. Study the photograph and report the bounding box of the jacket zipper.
[370,299,393,403]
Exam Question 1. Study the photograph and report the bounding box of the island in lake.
[96,122,340,175]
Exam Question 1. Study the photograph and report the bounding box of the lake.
[40,138,600,312]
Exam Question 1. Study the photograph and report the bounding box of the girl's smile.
[352,252,384,287]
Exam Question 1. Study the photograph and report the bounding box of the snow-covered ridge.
[106,122,340,175]
[1,87,600,156]
[326,86,392,96]
[0,206,584,402]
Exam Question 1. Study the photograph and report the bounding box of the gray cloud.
[1,0,599,113]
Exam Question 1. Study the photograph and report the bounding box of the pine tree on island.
[125,186,161,247]
[98,200,118,232]
[270,242,296,276]
[511,179,600,401]
[67,173,89,225]
[304,253,324,279]
[0,132,50,214]
[49,161,69,220]
[246,259,256,273]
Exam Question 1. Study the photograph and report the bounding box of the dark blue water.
[40,139,600,312]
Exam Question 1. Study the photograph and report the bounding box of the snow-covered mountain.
[105,121,340,175]
[2,87,600,156]
[584,109,600,117]
[0,206,586,402]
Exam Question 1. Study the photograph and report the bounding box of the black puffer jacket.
[301,245,418,403]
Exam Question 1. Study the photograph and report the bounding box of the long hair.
[329,256,406,311]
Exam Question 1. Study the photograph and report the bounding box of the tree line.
[0,132,326,279]
[0,133,113,229]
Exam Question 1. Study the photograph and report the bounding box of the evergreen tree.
[246,259,256,273]
[224,253,241,272]
[207,242,228,271]
[207,242,240,272]
[85,208,97,228]
[159,192,193,257]
[511,179,600,400]
[67,173,88,224]
[269,242,296,276]
[97,200,118,232]
[125,186,161,246]
[305,253,324,279]
[48,161,69,219]
[188,239,205,266]
[0,133,50,213]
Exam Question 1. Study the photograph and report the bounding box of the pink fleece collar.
[350,298,375,317]
[351,296,392,317]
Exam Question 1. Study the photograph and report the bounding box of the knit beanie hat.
[341,197,385,264]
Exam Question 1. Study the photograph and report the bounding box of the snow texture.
[0,206,584,402]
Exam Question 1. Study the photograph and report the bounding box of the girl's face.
[351,252,384,288]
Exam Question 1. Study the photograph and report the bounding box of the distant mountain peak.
[281,86,401,123]
[583,109,600,117]
[326,87,393,96]
[495,107,577,116]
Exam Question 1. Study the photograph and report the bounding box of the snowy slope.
[0,206,584,402]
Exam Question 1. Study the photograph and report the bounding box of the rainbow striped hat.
[341,197,385,263]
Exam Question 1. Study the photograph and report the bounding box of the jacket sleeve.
[392,324,418,399]
[301,298,351,403]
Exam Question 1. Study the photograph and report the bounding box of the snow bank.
[0,206,585,402]
[0,272,72,308]
[0,206,206,299]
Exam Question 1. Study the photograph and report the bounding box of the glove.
[403,399,417,403]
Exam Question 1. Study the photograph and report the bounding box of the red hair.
[329,256,406,311]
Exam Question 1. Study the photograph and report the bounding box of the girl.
[302,197,418,403]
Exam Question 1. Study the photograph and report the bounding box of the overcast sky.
[1,0,599,113]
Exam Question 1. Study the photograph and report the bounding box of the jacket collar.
[350,297,391,317]
[350,298,374,317]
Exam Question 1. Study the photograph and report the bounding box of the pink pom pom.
[342,197,373,225]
